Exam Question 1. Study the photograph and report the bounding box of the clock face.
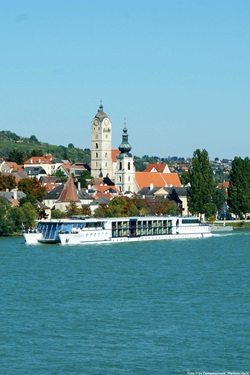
[104,118,109,125]
[94,119,99,126]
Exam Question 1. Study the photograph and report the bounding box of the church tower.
[91,102,113,179]
[115,120,135,193]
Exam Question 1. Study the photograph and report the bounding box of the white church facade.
[91,103,135,193]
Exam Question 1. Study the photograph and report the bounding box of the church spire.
[118,118,132,155]
[98,99,103,112]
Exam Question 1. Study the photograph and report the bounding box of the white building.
[114,121,135,193]
[91,102,113,180]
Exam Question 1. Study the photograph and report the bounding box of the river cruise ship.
[23,216,211,245]
[58,216,211,245]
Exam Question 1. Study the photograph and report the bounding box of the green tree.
[66,202,81,216]
[8,149,28,164]
[0,174,16,190]
[78,170,92,188]
[51,209,65,219]
[228,157,250,218]
[213,186,226,212]
[80,205,91,216]
[203,202,218,219]
[18,177,46,201]
[21,202,39,228]
[165,200,178,215]
[106,196,132,217]
[29,135,39,143]
[53,169,68,182]
[0,198,14,235]
[180,171,190,186]
[128,203,139,217]
[10,206,25,232]
[93,204,109,218]
[187,149,216,217]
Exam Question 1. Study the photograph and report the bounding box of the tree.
[93,204,109,218]
[20,202,39,228]
[53,169,68,182]
[203,202,218,219]
[0,174,16,190]
[51,209,65,219]
[78,170,91,188]
[80,205,91,216]
[18,177,46,201]
[29,135,39,143]
[180,171,190,186]
[66,202,81,216]
[0,198,14,235]
[213,186,226,212]
[165,201,178,215]
[107,196,131,217]
[187,149,216,217]
[8,149,28,164]
[228,157,250,218]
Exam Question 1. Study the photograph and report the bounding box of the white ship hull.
[59,231,212,245]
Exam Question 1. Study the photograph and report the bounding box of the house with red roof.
[144,163,170,173]
[134,171,181,192]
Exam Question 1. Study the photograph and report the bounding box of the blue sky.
[1,1,250,160]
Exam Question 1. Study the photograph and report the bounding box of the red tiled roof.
[95,185,120,193]
[218,181,230,189]
[44,183,62,193]
[94,192,112,199]
[5,162,23,171]
[135,172,181,190]
[144,164,167,173]
[24,156,52,164]
[57,175,80,202]
[112,149,120,162]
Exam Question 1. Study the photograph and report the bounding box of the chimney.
[13,189,18,200]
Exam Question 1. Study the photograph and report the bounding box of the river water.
[0,232,249,374]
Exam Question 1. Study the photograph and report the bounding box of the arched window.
[96,153,98,158]
[119,162,122,170]
[96,143,98,149]
[105,153,107,157]
[128,176,130,181]
[119,176,122,182]
[128,162,131,170]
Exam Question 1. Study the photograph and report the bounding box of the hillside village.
[0,104,232,220]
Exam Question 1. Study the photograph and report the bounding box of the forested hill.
[0,130,91,164]
[0,130,190,171]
